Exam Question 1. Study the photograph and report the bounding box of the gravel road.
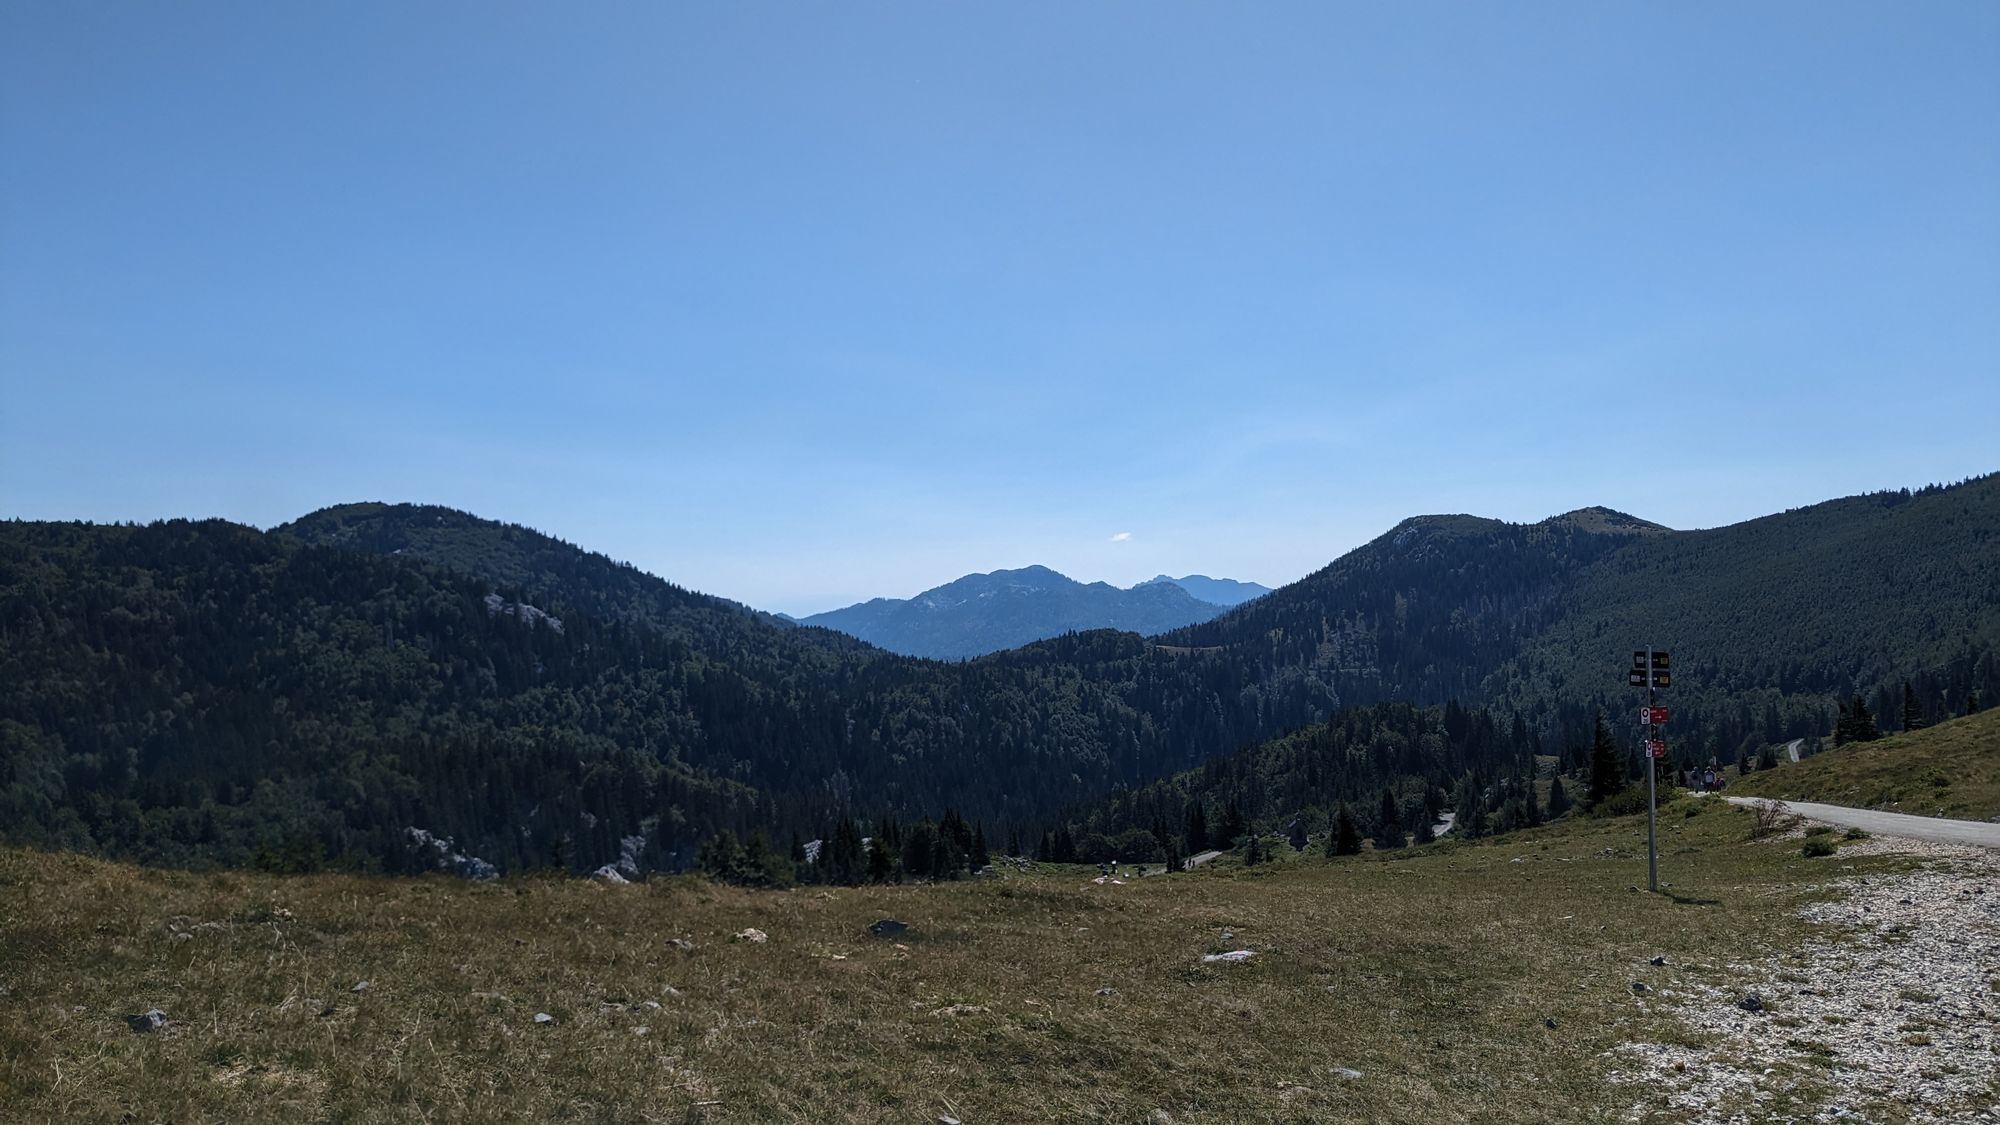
[1726,796,2000,849]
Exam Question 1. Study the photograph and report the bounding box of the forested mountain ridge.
[1159,478,2000,757]
[799,564,1236,659]
[1157,506,1669,702]
[0,518,1335,874]
[2,476,1993,877]
[277,503,862,654]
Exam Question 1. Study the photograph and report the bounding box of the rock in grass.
[1649,955,1667,967]
[733,928,768,943]
[351,980,371,993]
[1631,982,1648,994]
[1544,1017,1558,1029]
[125,1009,167,1033]
[590,865,629,884]
[1329,1066,1363,1080]
[1202,950,1255,964]
[1095,987,1118,997]
[1738,992,1764,1013]
[533,1012,554,1025]
[868,919,908,938]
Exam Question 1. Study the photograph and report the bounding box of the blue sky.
[4,3,1996,615]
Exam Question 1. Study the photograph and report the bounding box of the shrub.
[1842,827,1870,841]
[1803,824,1833,837]
[1586,785,1661,819]
[1746,800,1803,841]
[1801,836,1837,858]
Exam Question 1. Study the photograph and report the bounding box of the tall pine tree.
[1586,713,1624,806]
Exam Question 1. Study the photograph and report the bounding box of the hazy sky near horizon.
[4,3,1996,615]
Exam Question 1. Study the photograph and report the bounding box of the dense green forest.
[1078,699,1548,854]
[1159,477,2000,762]
[0,518,1337,873]
[2,476,1994,877]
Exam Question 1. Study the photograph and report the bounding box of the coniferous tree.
[1453,774,1490,838]
[1242,833,1264,866]
[1327,803,1361,856]
[1901,682,1925,732]
[1547,775,1571,818]
[1373,788,1404,850]
[1185,802,1209,853]
[903,818,938,879]
[866,833,896,883]
[1218,798,1247,848]
[699,829,744,882]
[1586,714,1623,806]
[821,816,866,886]
[970,823,991,870]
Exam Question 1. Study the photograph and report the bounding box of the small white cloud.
[1108,531,1132,542]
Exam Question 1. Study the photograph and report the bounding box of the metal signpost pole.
[1645,649,1657,893]
[1629,648,1669,893]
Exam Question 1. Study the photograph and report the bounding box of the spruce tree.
[866,834,896,883]
[1327,803,1361,856]
[970,823,991,870]
[699,829,744,882]
[1373,788,1404,850]
[1185,802,1209,853]
[1547,775,1570,818]
[1849,695,1878,742]
[1243,833,1264,866]
[1901,682,1924,731]
[1218,798,1247,848]
[1586,714,1623,806]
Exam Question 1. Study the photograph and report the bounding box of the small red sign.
[1646,739,1667,759]
[1646,707,1669,724]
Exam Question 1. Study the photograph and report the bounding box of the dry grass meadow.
[1733,708,2000,821]
[0,799,1919,1124]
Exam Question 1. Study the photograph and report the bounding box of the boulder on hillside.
[868,919,908,938]
[125,1009,167,1033]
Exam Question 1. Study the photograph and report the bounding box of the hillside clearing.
[1732,710,2000,822]
[3,804,1983,1123]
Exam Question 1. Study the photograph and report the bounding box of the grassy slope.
[1731,709,2000,821]
[0,806,1916,1124]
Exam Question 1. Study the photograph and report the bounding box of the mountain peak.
[1137,574,1272,607]
[1541,507,1673,534]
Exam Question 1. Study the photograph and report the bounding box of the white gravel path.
[1610,835,2000,1123]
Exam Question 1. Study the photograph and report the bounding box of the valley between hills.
[3,475,1998,1122]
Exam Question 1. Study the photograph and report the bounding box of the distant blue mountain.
[1136,574,1272,607]
[799,565,1263,660]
